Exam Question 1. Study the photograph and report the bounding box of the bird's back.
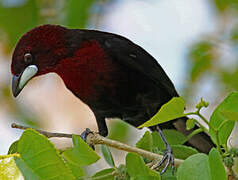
[63,29,215,153]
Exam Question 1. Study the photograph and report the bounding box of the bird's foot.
[153,126,175,174]
[80,128,95,150]
[151,146,174,174]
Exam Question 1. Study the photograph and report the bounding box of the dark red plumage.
[11,24,214,153]
[55,40,124,101]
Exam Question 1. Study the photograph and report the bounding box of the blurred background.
[1,0,238,173]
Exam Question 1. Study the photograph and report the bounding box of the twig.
[11,123,72,138]
[0,153,20,159]
[11,123,183,167]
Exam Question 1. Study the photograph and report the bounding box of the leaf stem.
[185,111,215,132]
[194,110,223,155]
[184,128,203,143]
[197,112,210,127]
[185,111,222,155]
[184,112,209,133]
[215,130,223,155]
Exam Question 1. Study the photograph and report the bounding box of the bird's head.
[11,24,69,97]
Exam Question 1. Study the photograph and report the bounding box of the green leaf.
[220,110,238,121]
[63,134,100,166]
[0,157,23,179]
[229,148,238,157]
[208,148,227,180]
[8,140,19,154]
[213,0,238,12]
[151,131,164,152]
[151,130,186,151]
[92,168,115,180]
[126,153,148,177]
[0,0,39,49]
[101,145,115,167]
[64,159,85,179]
[136,131,153,151]
[161,167,177,180]
[147,167,161,178]
[221,68,238,90]
[64,0,95,28]
[177,153,211,180]
[126,153,161,179]
[15,129,75,180]
[186,118,196,130]
[188,41,214,82]
[224,157,234,168]
[210,92,238,145]
[171,145,198,160]
[135,176,160,180]
[232,157,238,175]
[231,25,238,45]
[108,120,129,142]
[117,164,130,180]
[14,157,41,180]
[139,97,185,128]
[163,130,187,145]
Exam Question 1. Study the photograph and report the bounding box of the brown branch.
[11,123,183,167]
[11,123,72,138]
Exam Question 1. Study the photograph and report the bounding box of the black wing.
[101,35,179,97]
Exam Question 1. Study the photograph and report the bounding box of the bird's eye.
[24,53,32,64]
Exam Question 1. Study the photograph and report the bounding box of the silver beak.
[12,65,38,97]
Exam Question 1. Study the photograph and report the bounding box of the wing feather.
[102,36,179,97]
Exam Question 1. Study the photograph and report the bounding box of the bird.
[11,24,214,173]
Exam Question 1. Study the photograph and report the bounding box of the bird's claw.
[80,128,95,150]
[153,126,175,174]
[152,148,175,175]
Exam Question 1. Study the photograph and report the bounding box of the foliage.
[0,0,39,50]
[1,92,238,179]
[64,0,95,28]
[184,0,238,104]
[0,155,23,179]
[138,97,185,128]
[1,0,238,179]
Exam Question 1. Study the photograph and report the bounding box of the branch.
[11,123,72,138]
[11,123,183,167]
[0,153,20,160]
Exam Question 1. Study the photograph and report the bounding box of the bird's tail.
[151,116,215,154]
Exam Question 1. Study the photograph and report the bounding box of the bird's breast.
[55,40,129,104]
